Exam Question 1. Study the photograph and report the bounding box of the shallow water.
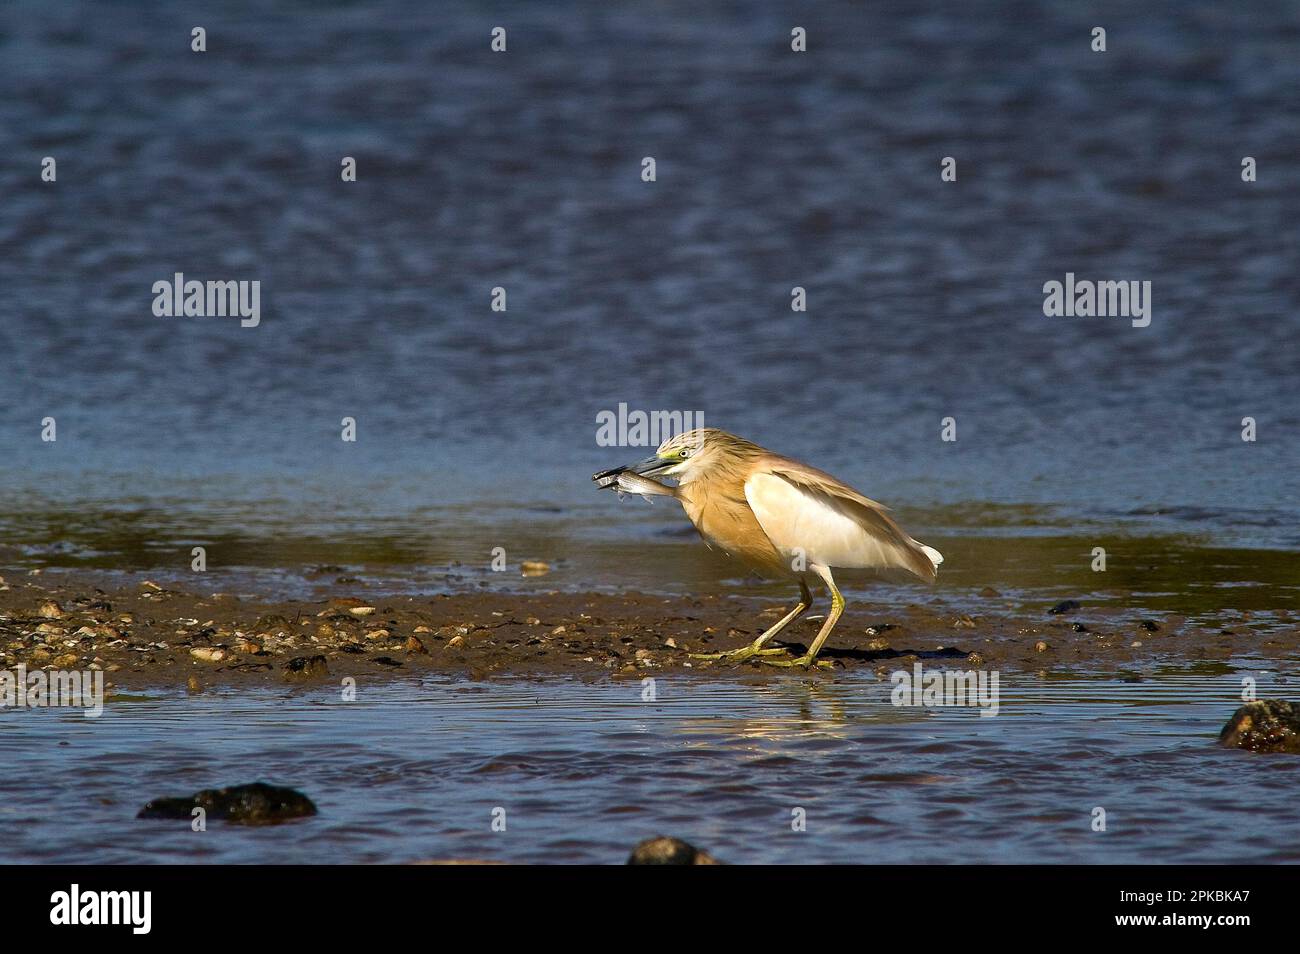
[0,0,1297,599]
[2,2,1297,865]
[3,664,1298,864]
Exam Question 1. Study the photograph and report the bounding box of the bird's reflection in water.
[672,677,928,747]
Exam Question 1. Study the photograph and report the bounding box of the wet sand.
[1,572,1295,691]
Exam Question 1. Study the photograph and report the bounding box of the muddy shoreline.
[1,571,1295,691]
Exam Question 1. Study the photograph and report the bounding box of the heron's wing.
[744,459,940,581]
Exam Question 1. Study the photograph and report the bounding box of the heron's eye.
[680,448,692,459]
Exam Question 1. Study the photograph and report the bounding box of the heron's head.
[625,429,748,484]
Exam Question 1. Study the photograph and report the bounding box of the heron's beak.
[592,454,674,488]
[628,455,675,477]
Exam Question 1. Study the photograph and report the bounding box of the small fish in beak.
[592,458,678,502]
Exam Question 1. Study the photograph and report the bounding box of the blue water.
[0,0,1296,567]
[2,668,1298,864]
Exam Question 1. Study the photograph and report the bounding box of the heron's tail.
[916,543,944,573]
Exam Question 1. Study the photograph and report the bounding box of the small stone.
[405,636,429,655]
[550,625,567,636]
[138,782,317,825]
[365,628,391,640]
[284,655,329,679]
[663,637,678,649]
[521,561,550,577]
[235,637,262,654]
[525,617,541,626]
[413,625,433,634]
[191,647,227,662]
[966,652,985,665]
[38,600,65,619]
[348,606,377,617]
[1048,600,1080,615]
[627,836,721,865]
[1034,640,1049,652]
[53,652,79,668]
[372,656,402,667]
[977,586,1001,598]
[1130,641,1143,648]
[953,615,976,628]
[1219,700,1300,754]
[35,623,65,636]
[447,635,465,648]
[1138,619,1159,632]
[866,638,890,651]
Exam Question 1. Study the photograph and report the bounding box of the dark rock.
[1071,622,1090,633]
[372,656,402,667]
[627,836,722,865]
[284,654,329,679]
[255,613,292,632]
[1219,700,1300,754]
[138,782,317,824]
[1138,619,1159,632]
[1048,600,1080,615]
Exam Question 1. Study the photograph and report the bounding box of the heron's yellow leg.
[761,565,842,669]
[690,581,812,662]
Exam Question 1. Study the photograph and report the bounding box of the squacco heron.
[594,428,942,669]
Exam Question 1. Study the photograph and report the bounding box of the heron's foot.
[756,653,834,670]
[688,644,788,663]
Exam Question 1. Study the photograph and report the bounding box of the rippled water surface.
[0,0,1297,589]
[3,666,1298,864]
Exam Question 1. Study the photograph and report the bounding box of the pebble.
[521,561,550,577]
[53,652,79,668]
[405,636,429,654]
[1048,600,1080,615]
[284,655,329,678]
[138,782,317,824]
[38,600,65,619]
[446,635,465,647]
[1034,640,1049,652]
[627,836,721,866]
[190,647,227,662]
[348,606,377,617]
